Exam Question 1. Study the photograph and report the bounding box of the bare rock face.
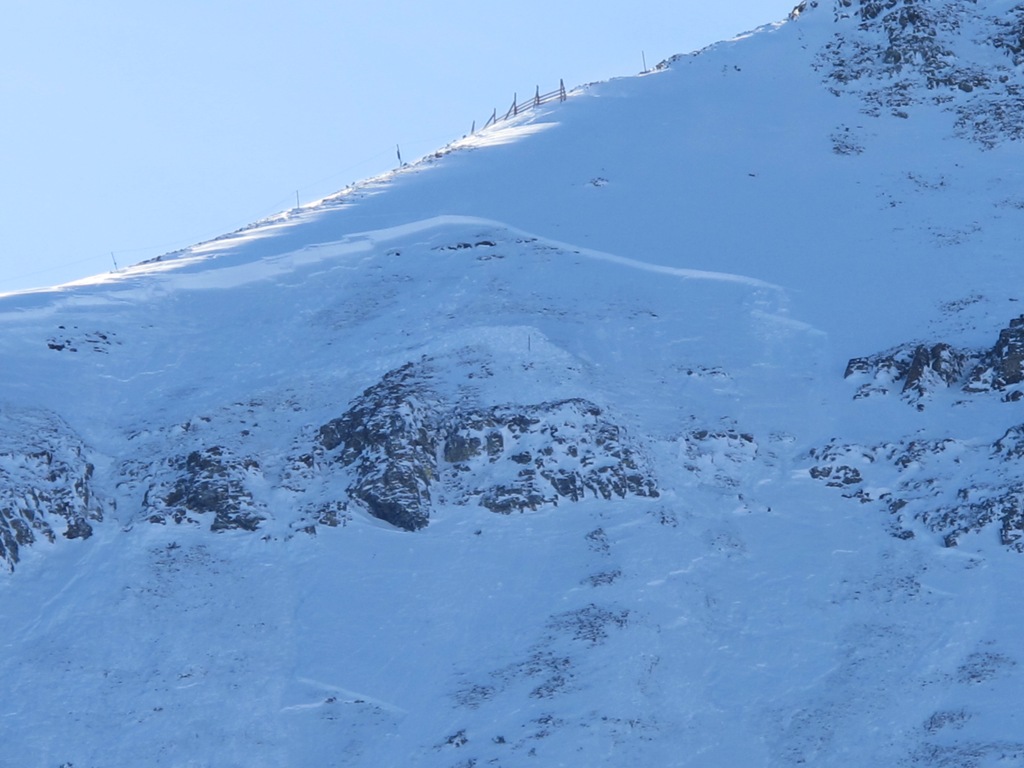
[845,342,972,405]
[144,446,265,532]
[994,424,1024,460]
[831,314,1024,550]
[845,315,1024,404]
[314,359,659,531]
[965,315,1024,393]
[442,399,660,515]
[806,0,1024,146]
[316,362,437,531]
[903,343,969,396]
[0,410,107,570]
[808,427,1024,551]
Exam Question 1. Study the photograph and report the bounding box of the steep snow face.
[4,2,1024,765]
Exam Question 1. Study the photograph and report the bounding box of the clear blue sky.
[0,1,794,293]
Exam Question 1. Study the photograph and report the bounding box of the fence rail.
[482,79,567,129]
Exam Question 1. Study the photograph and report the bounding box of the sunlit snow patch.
[450,121,556,149]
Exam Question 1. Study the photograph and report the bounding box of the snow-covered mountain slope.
[5,1,1024,765]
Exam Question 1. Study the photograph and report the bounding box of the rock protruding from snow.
[807,0,1024,145]
[846,315,1024,404]
[144,446,265,532]
[314,358,659,530]
[832,314,1024,548]
[0,410,107,569]
[681,428,761,489]
[443,399,660,514]
[965,315,1024,395]
[316,361,436,531]
[845,342,972,405]
[808,431,1024,551]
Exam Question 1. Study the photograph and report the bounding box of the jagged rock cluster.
[845,342,969,405]
[805,0,1024,146]
[845,315,1024,405]
[965,315,1024,394]
[0,343,659,562]
[104,355,659,541]
[143,446,265,532]
[0,410,106,570]
[314,359,659,531]
[809,313,1024,549]
[45,326,119,354]
[315,361,437,531]
[444,398,659,514]
[808,429,1024,549]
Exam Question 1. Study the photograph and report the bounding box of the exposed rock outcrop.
[808,431,1024,551]
[0,409,107,570]
[316,362,437,531]
[806,0,1024,146]
[143,446,265,532]
[314,358,659,531]
[681,428,760,489]
[845,315,1024,404]
[845,342,972,405]
[965,315,1024,393]
[442,399,659,515]
[825,314,1024,548]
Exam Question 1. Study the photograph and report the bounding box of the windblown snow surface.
[3,1,1024,765]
